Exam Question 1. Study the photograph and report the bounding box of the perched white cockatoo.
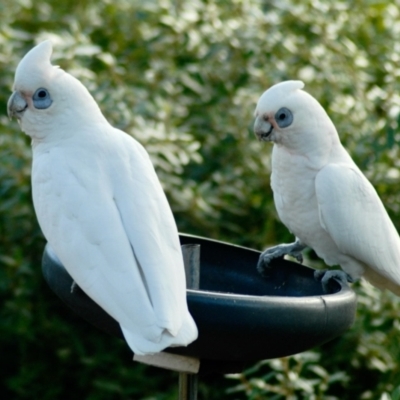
[254,80,400,295]
[7,41,198,354]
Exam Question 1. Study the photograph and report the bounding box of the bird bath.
[42,233,356,374]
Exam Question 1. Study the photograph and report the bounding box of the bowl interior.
[180,234,335,297]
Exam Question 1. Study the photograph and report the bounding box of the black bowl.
[42,233,356,373]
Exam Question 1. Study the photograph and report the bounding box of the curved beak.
[7,91,28,119]
[254,115,273,141]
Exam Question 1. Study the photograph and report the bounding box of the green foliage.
[389,385,400,400]
[226,353,349,400]
[1,0,400,399]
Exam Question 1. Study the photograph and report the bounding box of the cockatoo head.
[254,80,339,152]
[8,40,103,140]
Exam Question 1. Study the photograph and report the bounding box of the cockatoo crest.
[257,80,304,106]
[254,81,339,159]
[14,40,57,90]
[9,40,104,139]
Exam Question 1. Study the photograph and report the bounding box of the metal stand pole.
[179,370,198,400]
[180,244,201,400]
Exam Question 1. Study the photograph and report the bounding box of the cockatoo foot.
[314,269,354,293]
[257,240,306,275]
[70,280,78,294]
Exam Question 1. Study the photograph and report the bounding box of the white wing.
[32,126,197,354]
[315,163,400,288]
[111,129,197,343]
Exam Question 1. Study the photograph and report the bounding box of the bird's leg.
[257,238,306,275]
[314,269,354,294]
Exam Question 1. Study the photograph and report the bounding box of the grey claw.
[257,252,278,274]
[257,241,306,275]
[70,280,78,294]
[294,252,303,264]
[314,269,354,293]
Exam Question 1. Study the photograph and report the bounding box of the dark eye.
[275,107,293,128]
[33,88,52,109]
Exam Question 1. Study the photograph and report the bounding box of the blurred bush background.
[1,0,400,398]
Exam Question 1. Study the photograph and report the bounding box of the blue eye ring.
[275,107,293,128]
[33,88,53,110]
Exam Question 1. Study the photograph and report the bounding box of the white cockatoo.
[7,41,198,354]
[254,80,400,295]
